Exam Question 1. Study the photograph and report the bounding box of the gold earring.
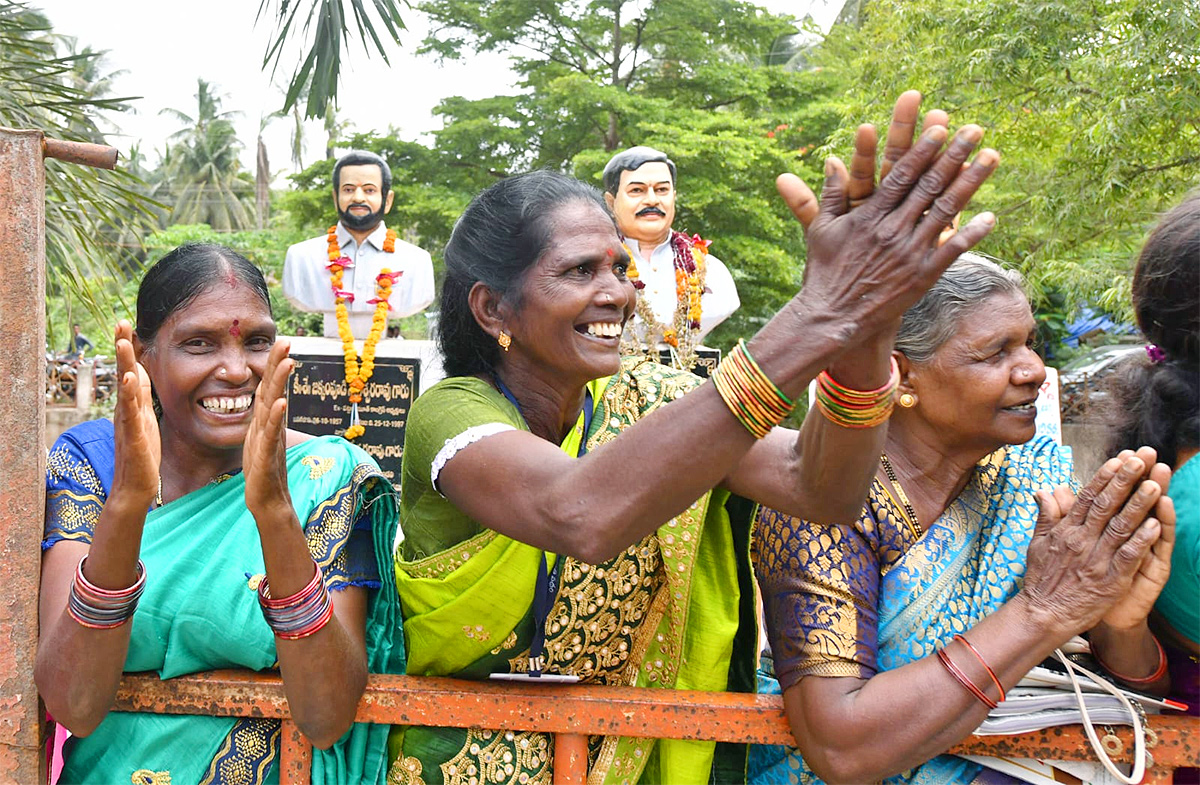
[898,392,916,408]
[497,331,512,352]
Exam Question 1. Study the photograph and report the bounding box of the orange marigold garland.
[622,231,708,370]
[326,225,401,439]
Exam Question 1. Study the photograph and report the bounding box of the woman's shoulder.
[52,418,115,450]
[409,375,521,428]
[46,419,116,488]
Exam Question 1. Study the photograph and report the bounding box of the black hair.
[438,170,610,377]
[1106,192,1200,467]
[601,146,677,195]
[136,243,271,347]
[332,150,392,197]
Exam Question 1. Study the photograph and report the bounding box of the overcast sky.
[34,0,840,183]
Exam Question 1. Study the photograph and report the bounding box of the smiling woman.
[36,244,404,785]
[751,255,1176,785]
[386,90,1030,784]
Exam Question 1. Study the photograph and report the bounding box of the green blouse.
[398,376,528,560]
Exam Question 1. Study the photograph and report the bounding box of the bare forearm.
[254,507,368,746]
[790,596,1064,784]
[35,496,150,734]
[276,616,368,748]
[793,330,897,524]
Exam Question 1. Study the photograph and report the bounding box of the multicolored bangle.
[67,556,147,630]
[955,634,1006,703]
[257,561,333,640]
[711,339,794,439]
[814,357,900,429]
[1092,636,1168,685]
[937,645,998,710]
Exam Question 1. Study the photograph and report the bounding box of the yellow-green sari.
[389,358,757,785]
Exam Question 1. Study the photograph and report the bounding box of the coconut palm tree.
[0,0,156,326]
[160,80,256,231]
[257,0,406,119]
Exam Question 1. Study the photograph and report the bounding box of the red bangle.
[937,647,997,710]
[1092,636,1168,685]
[954,634,1006,703]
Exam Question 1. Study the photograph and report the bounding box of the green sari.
[44,421,404,785]
[388,358,757,785]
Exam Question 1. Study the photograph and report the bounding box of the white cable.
[1054,648,1146,785]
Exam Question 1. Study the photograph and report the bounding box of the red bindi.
[229,319,240,337]
[606,248,615,257]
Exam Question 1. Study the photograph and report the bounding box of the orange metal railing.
[112,669,1200,785]
[5,128,1199,785]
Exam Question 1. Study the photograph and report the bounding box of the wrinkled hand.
[786,91,951,229]
[776,90,999,333]
[1020,448,1169,640]
[111,320,160,504]
[243,338,295,518]
[1101,452,1175,630]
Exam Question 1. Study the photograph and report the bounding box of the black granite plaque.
[285,353,419,481]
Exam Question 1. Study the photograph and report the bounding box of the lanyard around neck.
[491,373,594,676]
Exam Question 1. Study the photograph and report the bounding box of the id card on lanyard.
[488,374,593,683]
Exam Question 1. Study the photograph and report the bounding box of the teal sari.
[44,420,404,785]
[751,435,1074,785]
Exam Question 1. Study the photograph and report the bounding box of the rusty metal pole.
[278,720,313,784]
[553,733,588,785]
[0,127,48,784]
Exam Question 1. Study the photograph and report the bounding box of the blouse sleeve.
[44,422,115,550]
[398,378,526,560]
[753,500,884,690]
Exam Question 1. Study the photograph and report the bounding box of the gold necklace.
[155,476,163,508]
[879,452,923,538]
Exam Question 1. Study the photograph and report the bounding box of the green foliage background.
[16,0,1200,360]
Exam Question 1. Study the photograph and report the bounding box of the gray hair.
[895,253,1028,363]
[602,146,676,194]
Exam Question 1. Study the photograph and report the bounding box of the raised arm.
[438,95,998,563]
[36,321,160,735]
[725,95,992,523]
[241,339,369,749]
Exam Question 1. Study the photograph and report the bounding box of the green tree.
[809,0,1200,324]
[342,0,833,346]
[160,79,256,231]
[0,0,157,340]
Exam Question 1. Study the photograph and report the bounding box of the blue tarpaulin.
[1063,307,1136,347]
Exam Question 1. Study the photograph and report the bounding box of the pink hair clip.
[1145,344,1166,363]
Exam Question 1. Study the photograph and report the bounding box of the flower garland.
[327,225,400,439]
[622,231,708,371]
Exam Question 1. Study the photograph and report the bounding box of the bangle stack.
[257,561,333,640]
[1093,636,1168,685]
[711,339,794,439]
[814,358,900,429]
[67,556,147,630]
[937,635,1004,709]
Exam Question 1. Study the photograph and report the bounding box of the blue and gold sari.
[44,419,404,785]
[751,435,1073,785]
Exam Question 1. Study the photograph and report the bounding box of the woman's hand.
[784,91,951,231]
[777,101,999,335]
[111,320,160,505]
[1102,458,1174,630]
[1018,448,1168,640]
[243,338,295,518]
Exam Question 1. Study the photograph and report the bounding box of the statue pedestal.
[283,336,445,481]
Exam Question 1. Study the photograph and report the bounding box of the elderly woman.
[37,244,403,784]
[751,252,1176,785]
[1107,193,1200,759]
[387,92,1010,784]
